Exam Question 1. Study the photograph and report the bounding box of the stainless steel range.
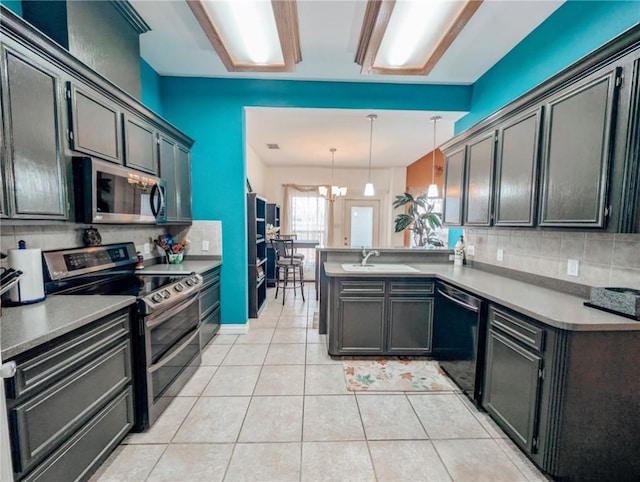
[42,243,203,431]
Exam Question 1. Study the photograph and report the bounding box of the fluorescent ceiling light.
[187,0,301,72]
[356,0,483,75]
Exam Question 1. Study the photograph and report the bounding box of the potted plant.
[393,192,444,247]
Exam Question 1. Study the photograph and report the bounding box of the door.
[443,146,466,226]
[539,67,620,227]
[68,81,122,163]
[343,199,380,247]
[124,113,157,174]
[3,48,67,219]
[464,131,496,226]
[494,108,542,226]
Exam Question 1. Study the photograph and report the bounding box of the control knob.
[174,283,184,292]
[185,279,194,287]
[151,293,163,303]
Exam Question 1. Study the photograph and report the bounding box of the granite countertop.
[139,259,222,275]
[324,262,640,332]
[1,295,136,360]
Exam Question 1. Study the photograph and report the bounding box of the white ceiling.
[131,0,565,167]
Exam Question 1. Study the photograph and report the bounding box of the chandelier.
[319,148,347,201]
[364,114,376,196]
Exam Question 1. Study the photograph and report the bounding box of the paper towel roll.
[8,248,45,304]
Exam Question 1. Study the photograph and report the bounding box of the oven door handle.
[148,327,199,373]
[145,292,200,330]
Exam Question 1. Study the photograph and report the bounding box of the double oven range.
[42,243,203,431]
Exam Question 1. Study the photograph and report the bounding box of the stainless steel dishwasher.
[433,281,486,404]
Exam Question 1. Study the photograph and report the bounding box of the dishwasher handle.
[436,287,480,313]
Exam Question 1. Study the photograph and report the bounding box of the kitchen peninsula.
[323,261,640,481]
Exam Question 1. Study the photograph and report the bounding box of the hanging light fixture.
[427,115,441,198]
[364,114,377,196]
[319,148,347,201]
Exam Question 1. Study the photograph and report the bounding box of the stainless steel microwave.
[73,157,166,224]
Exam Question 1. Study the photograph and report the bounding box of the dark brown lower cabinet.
[328,278,433,356]
[483,309,544,453]
[5,307,134,481]
[483,304,640,481]
[199,265,221,349]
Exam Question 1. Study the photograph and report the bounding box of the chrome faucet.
[361,247,380,266]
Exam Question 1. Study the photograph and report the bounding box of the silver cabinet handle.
[0,361,16,379]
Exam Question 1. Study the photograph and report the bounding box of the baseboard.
[218,323,250,335]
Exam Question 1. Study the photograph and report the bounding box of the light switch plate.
[567,259,580,276]
[143,242,150,254]
[497,248,504,261]
[202,240,210,251]
[467,245,475,256]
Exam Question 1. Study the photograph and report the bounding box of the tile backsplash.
[465,228,640,289]
[0,220,223,268]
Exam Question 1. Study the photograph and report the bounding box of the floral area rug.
[342,358,459,392]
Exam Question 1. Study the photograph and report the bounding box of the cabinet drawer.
[489,306,545,352]
[200,306,221,349]
[202,267,221,287]
[389,281,434,295]
[340,281,385,294]
[200,280,220,319]
[7,309,130,401]
[22,386,133,482]
[10,340,131,474]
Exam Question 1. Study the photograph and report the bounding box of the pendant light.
[364,114,377,196]
[319,148,347,201]
[427,115,441,198]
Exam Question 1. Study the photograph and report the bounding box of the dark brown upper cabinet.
[442,146,466,226]
[158,133,192,223]
[464,131,496,226]
[494,108,543,226]
[539,67,621,227]
[124,113,157,174]
[1,47,67,219]
[67,81,123,164]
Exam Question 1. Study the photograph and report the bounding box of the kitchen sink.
[341,263,420,273]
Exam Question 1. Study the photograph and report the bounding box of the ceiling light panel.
[375,0,467,69]
[187,0,301,72]
[203,0,283,65]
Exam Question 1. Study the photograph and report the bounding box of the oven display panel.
[63,247,130,270]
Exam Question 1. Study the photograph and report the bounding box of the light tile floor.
[92,285,550,482]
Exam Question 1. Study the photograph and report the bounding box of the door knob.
[0,361,16,379]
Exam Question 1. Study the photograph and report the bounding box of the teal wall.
[140,58,163,116]
[160,78,472,324]
[1,0,22,16]
[456,0,640,133]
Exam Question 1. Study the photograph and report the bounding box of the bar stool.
[270,238,305,304]
[278,234,305,261]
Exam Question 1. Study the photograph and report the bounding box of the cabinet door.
[387,297,433,354]
[68,81,122,163]
[124,114,157,174]
[494,108,542,226]
[158,134,178,221]
[3,48,67,219]
[443,146,466,226]
[338,297,385,354]
[176,145,192,221]
[539,67,621,227]
[483,328,543,454]
[464,131,496,226]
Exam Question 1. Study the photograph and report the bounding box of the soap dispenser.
[454,235,466,266]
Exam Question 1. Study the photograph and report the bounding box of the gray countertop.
[1,259,222,360]
[1,295,136,359]
[324,262,640,332]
